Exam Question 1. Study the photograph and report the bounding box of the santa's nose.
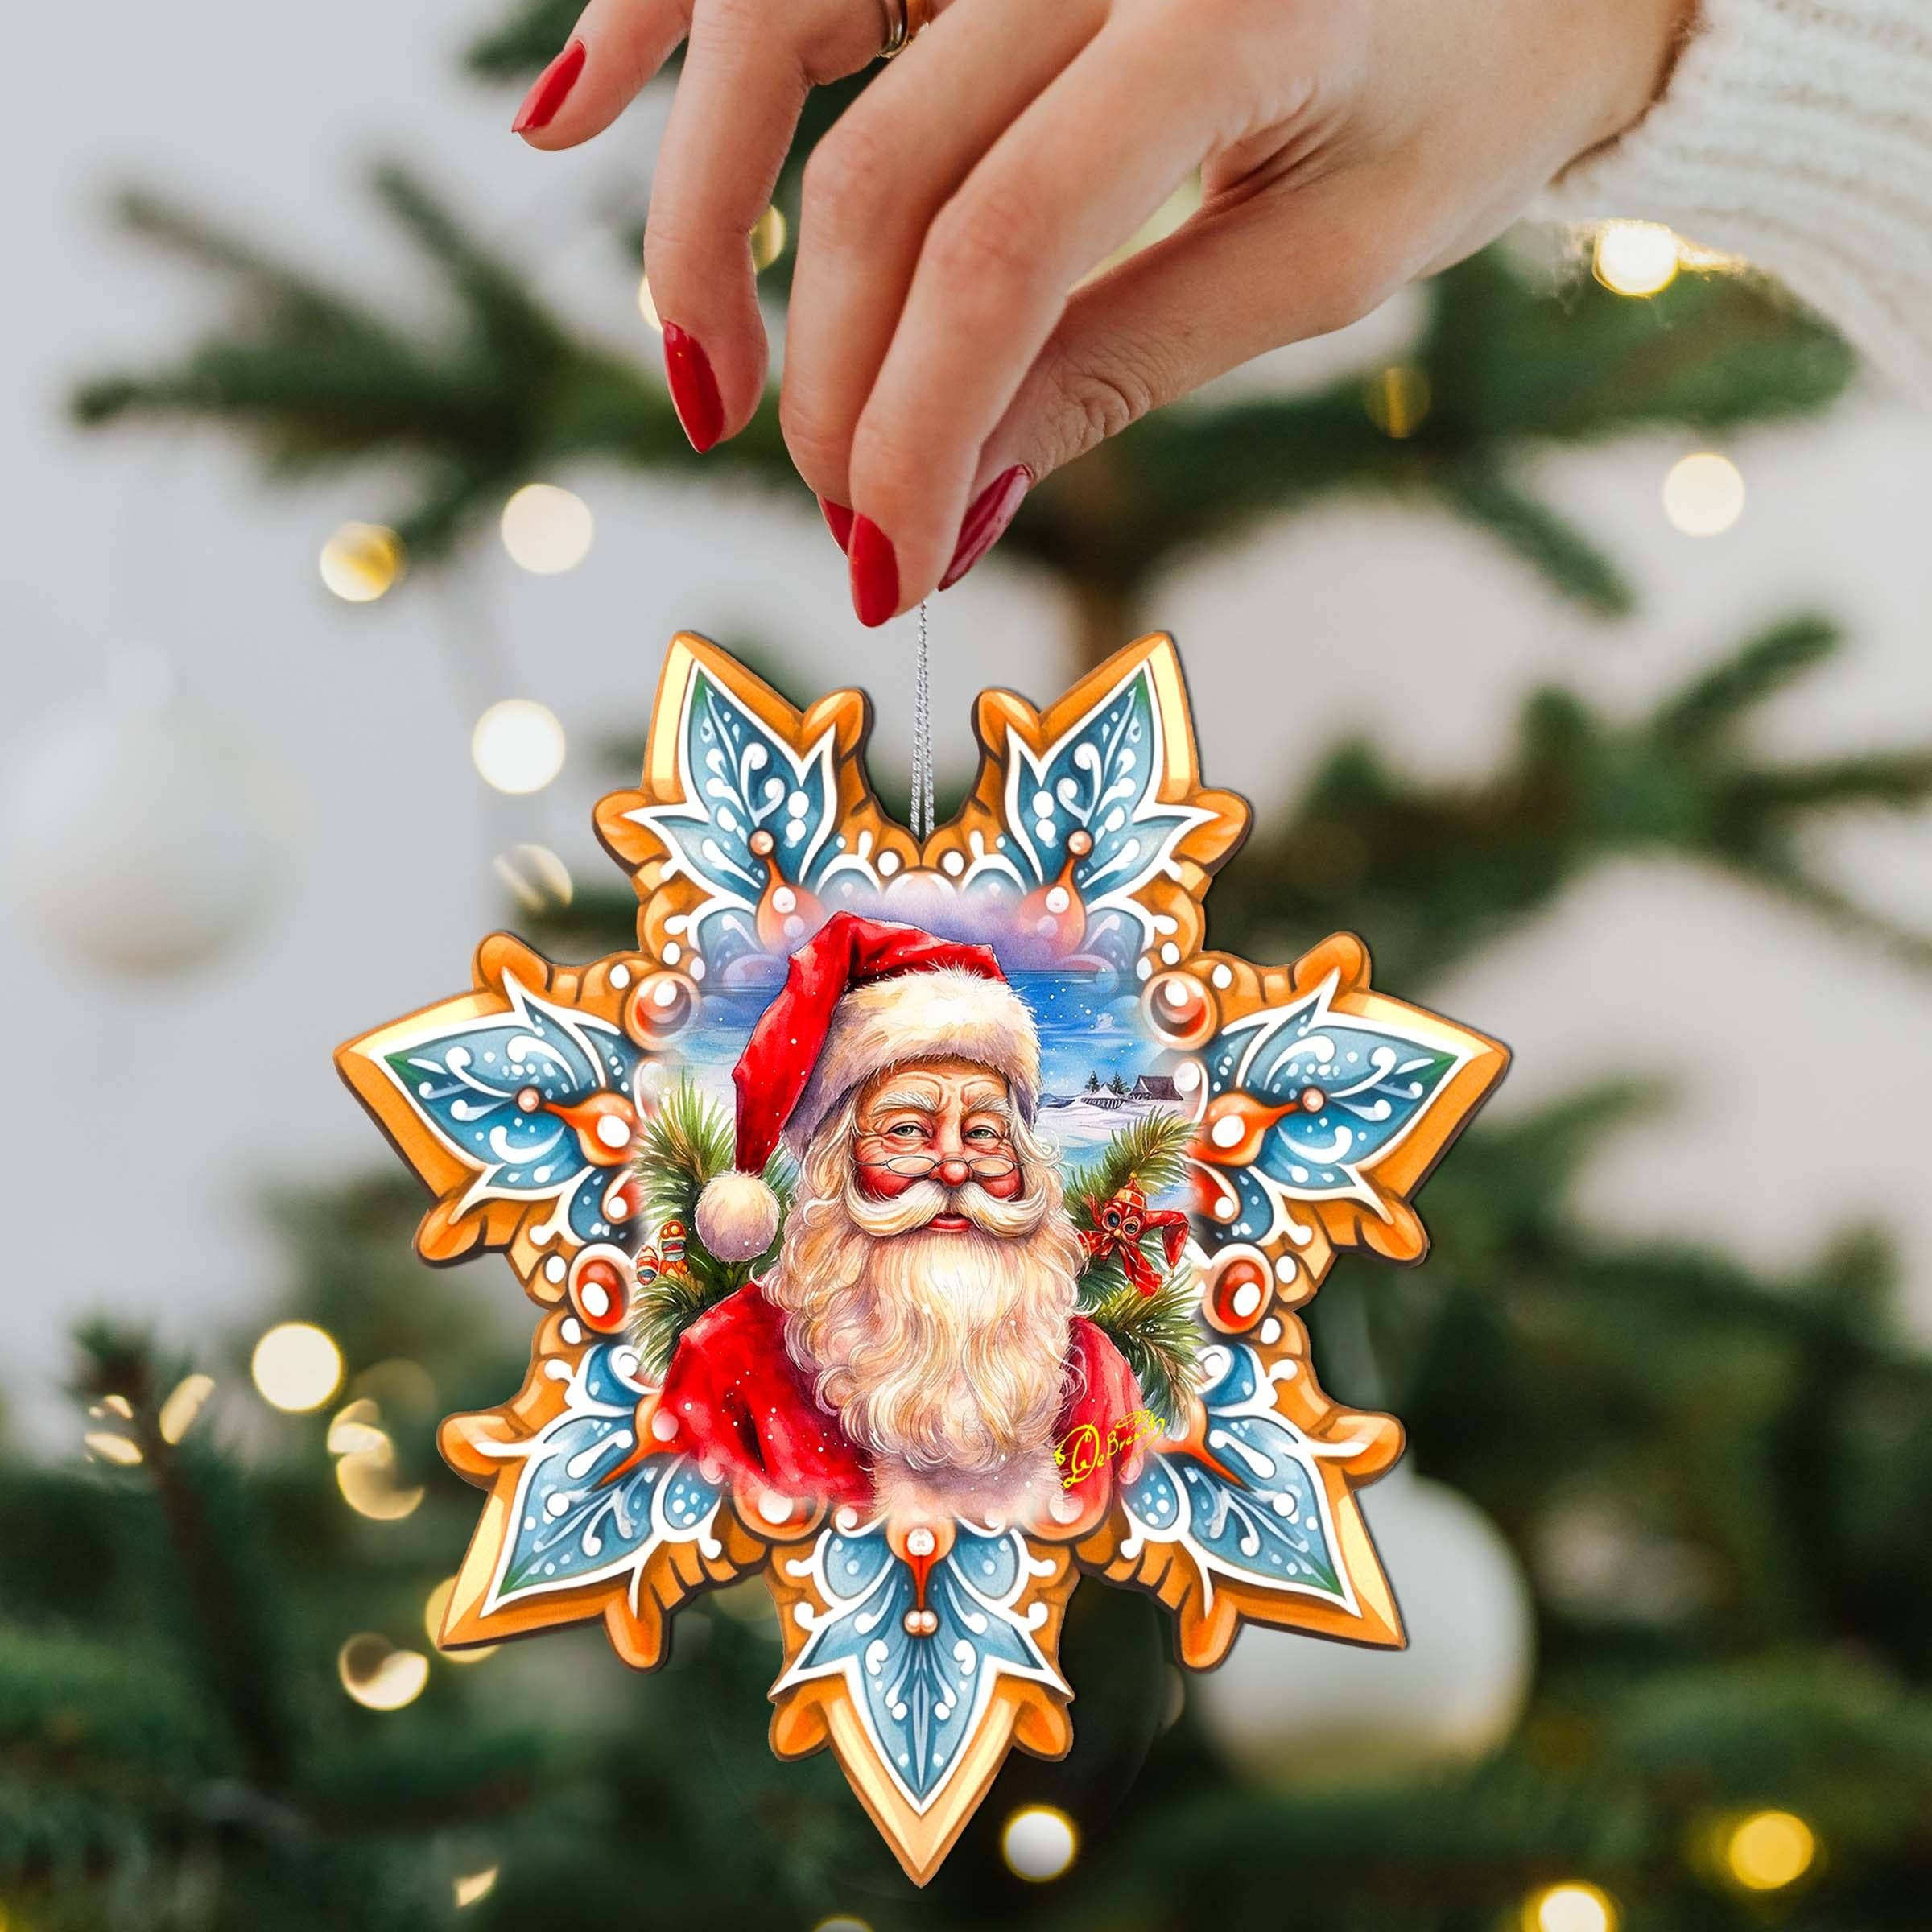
[935,1156,972,1187]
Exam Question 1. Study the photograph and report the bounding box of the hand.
[515,0,1689,622]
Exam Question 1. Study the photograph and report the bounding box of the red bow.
[1079,1182,1188,1296]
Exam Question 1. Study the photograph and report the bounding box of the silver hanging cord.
[910,601,935,841]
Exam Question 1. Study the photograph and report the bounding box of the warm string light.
[472,698,567,795]
[336,1632,430,1711]
[1724,1810,1817,1891]
[84,1393,145,1466]
[320,522,406,601]
[809,1919,872,1932]
[493,842,574,915]
[1592,219,1744,297]
[335,1436,424,1521]
[750,203,789,271]
[326,1396,386,1455]
[159,1373,215,1445]
[501,483,594,574]
[1364,363,1432,439]
[251,1323,343,1413]
[1522,1880,1618,1932]
[328,1396,424,1521]
[1593,221,1680,296]
[453,1866,501,1909]
[1662,452,1746,535]
[1000,1805,1078,1881]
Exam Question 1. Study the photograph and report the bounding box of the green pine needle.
[1063,1110,1195,1234]
[633,1076,736,1228]
[1081,1272,1203,1433]
[630,1269,724,1381]
[1065,1113,1203,1424]
[627,1076,794,1370]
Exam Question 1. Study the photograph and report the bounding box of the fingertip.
[512,39,588,138]
[819,497,855,551]
[848,515,901,626]
[662,323,725,453]
[938,464,1031,589]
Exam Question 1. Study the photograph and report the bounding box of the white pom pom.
[695,1169,781,1263]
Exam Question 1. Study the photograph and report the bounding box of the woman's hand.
[515,0,1688,622]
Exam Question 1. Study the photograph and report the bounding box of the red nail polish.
[512,40,586,135]
[848,516,900,627]
[662,323,724,453]
[939,464,1032,589]
[819,498,855,552]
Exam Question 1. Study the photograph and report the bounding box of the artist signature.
[1054,1409,1164,1489]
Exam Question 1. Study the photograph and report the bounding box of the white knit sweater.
[1539,0,1932,398]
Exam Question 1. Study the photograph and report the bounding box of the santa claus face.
[762,1057,1085,1484]
[851,1057,1027,1231]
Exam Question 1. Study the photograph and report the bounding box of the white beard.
[763,1120,1086,1521]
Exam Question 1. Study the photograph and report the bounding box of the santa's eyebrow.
[963,1091,1013,1123]
[869,1087,942,1116]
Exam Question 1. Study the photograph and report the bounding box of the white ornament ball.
[695,1168,782,1263]
[1193,1472,1534,1783]
[2,667,294,976]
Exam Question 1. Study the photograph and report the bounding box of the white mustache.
[840,1176,1047,1241]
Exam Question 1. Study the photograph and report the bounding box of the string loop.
[910,601,935,842]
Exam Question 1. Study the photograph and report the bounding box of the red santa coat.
[656,1282,1145,1509]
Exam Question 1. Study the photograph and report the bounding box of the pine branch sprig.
[628,1078,794,1370]
[1082,1273,1203,1432]
[1063,1110,1195,1235]
[631,1077,736,1230]
[631,1269,724,1383]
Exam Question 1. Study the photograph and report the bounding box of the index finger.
[646,0,894,449]
[513,0,692,148]
[843,19,1229,621]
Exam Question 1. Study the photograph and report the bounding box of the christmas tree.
[8,6,1932,1929]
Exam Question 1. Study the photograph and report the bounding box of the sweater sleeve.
[1536,0,1932,400]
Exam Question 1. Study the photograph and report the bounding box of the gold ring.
[877,0,933,59]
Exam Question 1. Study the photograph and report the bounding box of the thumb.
[942,178,1402,587]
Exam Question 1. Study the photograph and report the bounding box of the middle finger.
[780,0,1109,518]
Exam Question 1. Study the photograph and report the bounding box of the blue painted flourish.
[1195,972,1464,1245]
[382,974,645,1245]
[1117,1343,1350,1606]
[622,669,890,968]
[960,663,1212,971]
[775,1521,1067,1810]
[1005,667,1209,967]
[481,1340,725,1613]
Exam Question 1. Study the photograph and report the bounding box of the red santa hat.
[692,913,1042,1262]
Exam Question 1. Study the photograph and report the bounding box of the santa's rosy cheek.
[978,1166,1024,1200]
[854,1161,919,1199]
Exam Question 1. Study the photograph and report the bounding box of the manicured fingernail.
[848,516,900,627]
[662,323,724,453]
[512,39,586,134]
[939,464,1032,589]
[819,497,855,551]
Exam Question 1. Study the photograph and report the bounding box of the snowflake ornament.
[337,633,1509,1881]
